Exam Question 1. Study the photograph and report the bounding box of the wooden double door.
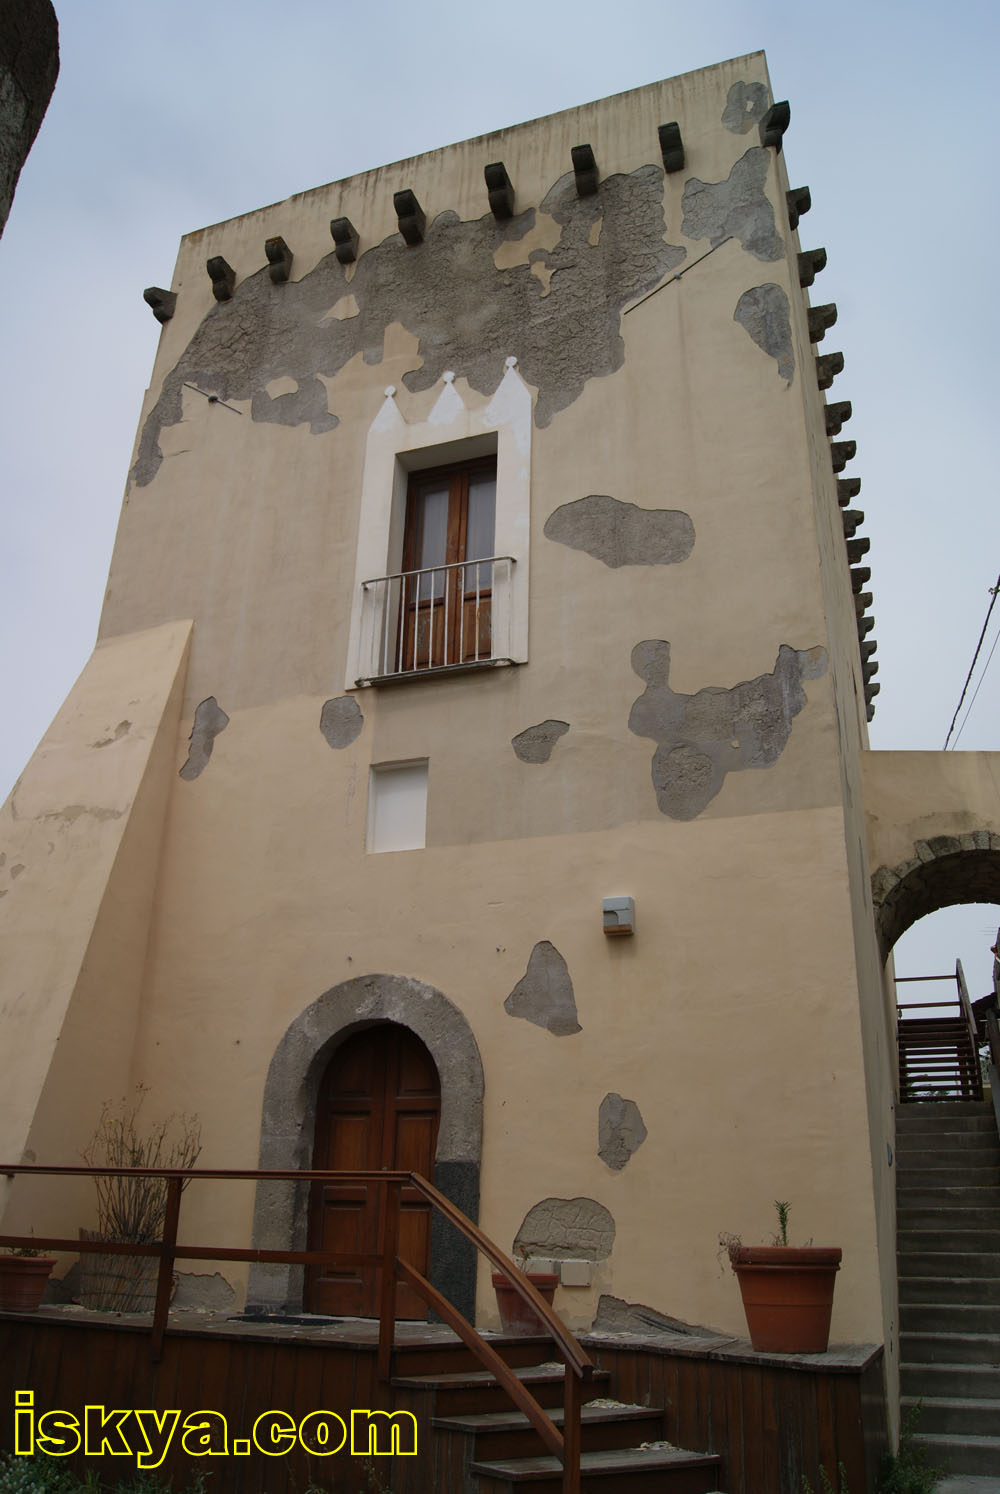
[305,1025,441,1318]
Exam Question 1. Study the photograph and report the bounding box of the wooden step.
[392,1336,555,1378]
[391,1362,611,1417]
[433,1400,663,1463]
[471,1443,723,1494]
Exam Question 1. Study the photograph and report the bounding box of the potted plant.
[0,1243,57,1313]
[79,1087,201,1312]
[720,1201,841,1354]
[492,1248,559,1336]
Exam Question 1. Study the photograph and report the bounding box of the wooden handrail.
[0,1162,589,1494]
[407,1171,593,1381]
[987,1007,1000,1072]
[956,958,980,1055]
[395,1257,565,1458]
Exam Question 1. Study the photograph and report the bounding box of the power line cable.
[953,621,1000,748]
[943,570,1000,749]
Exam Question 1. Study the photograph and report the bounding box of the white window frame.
[345,360,531,690]
[367,760,429,853]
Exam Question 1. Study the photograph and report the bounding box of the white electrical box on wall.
[602,896,635,936]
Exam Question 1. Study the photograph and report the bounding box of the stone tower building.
[4,52,1000,1453]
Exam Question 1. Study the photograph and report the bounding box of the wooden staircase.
[897,1013,983,1100]
[389,1336,724,1493]
[896,962,983,1102]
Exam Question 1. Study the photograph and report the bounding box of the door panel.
[305,1026,441,1318]
[399,458,496,670]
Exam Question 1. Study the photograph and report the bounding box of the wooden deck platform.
[0,1306,887,1491]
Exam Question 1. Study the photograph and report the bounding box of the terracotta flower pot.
[732,1246,842,1353]
[0,1256,56,1313]
[492,1271,559,1335]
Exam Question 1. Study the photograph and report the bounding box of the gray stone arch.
[247,973,484,1319]
[871,832,1000,957]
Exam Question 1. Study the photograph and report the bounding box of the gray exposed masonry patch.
[733,284,794,382]
[179,697,230,781]
[172,1272,235,1311]
[511,720,570,764]
[681,148,784,263]
[504,941,581,1035]
[544,495,695,569]
[514,1197,616,1262]
[319,695,364,750]
[594,1295,717,1337]
[628,641,827,819]
[721,81,772,135]
[598,1093,648,1171]
[130,165,686,487]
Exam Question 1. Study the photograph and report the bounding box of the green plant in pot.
[721,1201,841,1354]
[0,1238,57,1313]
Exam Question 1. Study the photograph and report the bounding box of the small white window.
[367,761,428,852]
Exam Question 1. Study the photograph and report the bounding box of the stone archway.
[871,832,1000,959]
[247,973,484,1318]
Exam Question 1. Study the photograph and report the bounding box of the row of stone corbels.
[793,198,878,721]
[139,102,792,324]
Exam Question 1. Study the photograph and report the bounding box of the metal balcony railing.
[356,556,515,684]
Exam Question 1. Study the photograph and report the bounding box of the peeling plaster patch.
[172,1271,235,1310]
[321,294,360,322]
[511,720,569,764]
[594,1295,719,1337]
[504,941,581,1035]
[544,495,694,569]
[492,210,553,270]
[10,863,24,879]
[681,148,784,263]
[265,375,299,399]
[528,257,555,297]
[514,1197,615,1262]
[733,284,794,382]
[41,804,124,825]
[179,697,230,781]
[91,720,131,748]
[628,641,827,819]
[250,374,336,434]
[722,81,771,134]
[320,695,364,750]
[598,1093,647,1171]
[131,167,685,486]
[588,218,603,246]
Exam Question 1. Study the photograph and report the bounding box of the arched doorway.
[871,838,1000,1100]
[248,973,484,1320]
[872,840,1000,958]
[305,1024,440,1317]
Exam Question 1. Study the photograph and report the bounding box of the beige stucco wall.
[863,750,1000,872]
[0,620,191,1235]
[2,57,899,1362]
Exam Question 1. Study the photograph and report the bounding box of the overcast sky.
[2,0,998,997]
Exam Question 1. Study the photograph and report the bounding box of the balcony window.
[347,365,530,690]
